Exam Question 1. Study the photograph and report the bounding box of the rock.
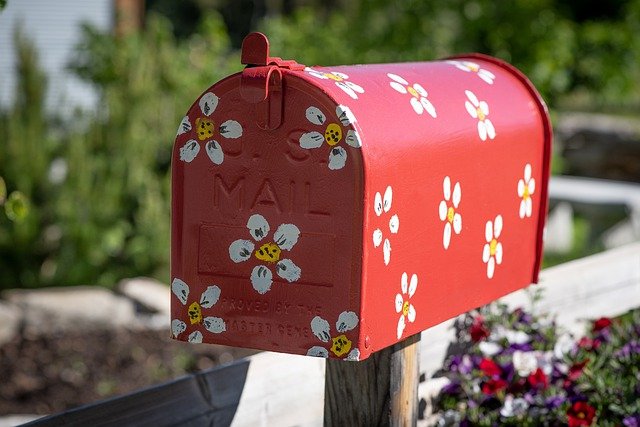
[117,277,170,315]
[0,301,22,346]
[2,286,137,335]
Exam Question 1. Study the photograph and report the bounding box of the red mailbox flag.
[170,33,552,361]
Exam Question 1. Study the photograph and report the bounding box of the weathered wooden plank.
[390,334,420,427]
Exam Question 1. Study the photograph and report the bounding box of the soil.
[0,328,255,416]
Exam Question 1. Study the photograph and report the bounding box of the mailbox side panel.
[170,73,365,359]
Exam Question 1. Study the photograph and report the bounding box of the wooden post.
[324,333,421,426]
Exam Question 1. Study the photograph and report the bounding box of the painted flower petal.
[485,220,494,242]
[171,319,186,337]
[478,121,488,141]
[336,81,358,99]
[408,274,418,298]
[200,285,221,309]
[443,222,452,249]
[389,214,399,234]
[410,97,424,115]
[328,146,347,170]
[311,316,331,342]
[479,69,495,84]
[205,140,224,165]
[188,330,203,343]
[487,257,496,279]
[389,81,408,94]
[482,243,491,263]
[179,140,200,163]
[518,179,525,197]
[199,92,219,116]
[465,90,479,107]
[495,243,503,265]
[229,239,255,263]
[528,177,536,195]
[250,265,273,294]
[305,68,328,79]
[336,105,356,126]
[413,84,428,97]
[443,176,451,201]
[274,223,300,250]
[465,100,478,119]
[203,316,226,333]
[524,164,532,182]
[387,73,409,85]
[479,101,490,116]
[453,213,462,234]
[407,304,416,323]
[439,200,448,221]
[383,186,393,212]
[484,119,496,139]
[395,293,404,313]
[307,346,329,358]
[452,182,461,208]
[345,81,364,93]
[401,272,409,294]
[519,200,526,219]
[494,215,503,238]
[276,259,301,283]
[176,116,191,136]
[305,106,326,125]
[336,311,359,332]
[247,214,270,242]
[383,239,391,265]
[332,71,349,79]
[525,198,533,217]
[373,229,383,247]
[219,120,243,139]
[171,278,189,305]
[346,348,360,361]
[300,132,325,149]
[421,98,437,118]
[374,192,383,216]
[397,314,406,339]
[345,129,362,148]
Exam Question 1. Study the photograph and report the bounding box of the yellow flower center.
[447,206,455,224]
[331,334,352,357]
[324,73,344,82]
[476,107,486,121]
[196,117,215,141]
[255,242,281,263]
[407,86,420,98]
[523,185,530,200]
[489,239,498,256]
[188,302,202,325]
[402,300,410,317]
[324,123,343,146]
[468,64,480,72]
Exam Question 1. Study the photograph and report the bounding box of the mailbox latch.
[240,32,305,130]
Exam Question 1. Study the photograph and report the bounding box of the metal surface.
[170,32,552,361]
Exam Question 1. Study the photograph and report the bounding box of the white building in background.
[0,0,113,114]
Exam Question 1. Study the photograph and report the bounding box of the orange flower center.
[447,206,455,223]
[402,301,410,317]
[407,86,420,98]
[490,239,498,256]
[523,185,530,200]
[476,107,486,121]
[325,73,344,82]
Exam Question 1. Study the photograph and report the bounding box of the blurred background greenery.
[1,0,639,289]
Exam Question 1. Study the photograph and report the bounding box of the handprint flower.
[373,186,399,265]
[465,90,495,141]
[307,311,360,361]
[395,272,418,339]
[387,73,437,118]
[517,164,536,218]
[229,214,301,294]
[171,278,225,343]
[305,68,365,100]
[447,60,496,84]
[438,176,462,249]
[482,215,504,279]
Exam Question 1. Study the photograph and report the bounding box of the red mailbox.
[170,33,552,361]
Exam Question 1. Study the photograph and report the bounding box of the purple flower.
[623,415,640,427]
[615,340,640,358]
[545,395,565,410]
[509,342,534,352]
[441,381,462,396]
[448,354,474,375]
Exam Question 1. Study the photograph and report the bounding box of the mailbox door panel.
[171,75,365,359]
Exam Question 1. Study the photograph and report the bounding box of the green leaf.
[4,191,29,222]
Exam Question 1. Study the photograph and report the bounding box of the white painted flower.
[170,278,225,342]
[464,90,496,141]
[178,91,243,165]
[307,311,360,361]
[395,272,418,339]
[299,105,361,170]
[438,176,462,249]
[447,60,496,85]
[305,68,365,100]
[512,350,538,376]
[518,164,536,218]
[372,186,399,265]
[500,395,529,418]
[482,215,503,279]
[387,73,437,118]
[228,214,301,294]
